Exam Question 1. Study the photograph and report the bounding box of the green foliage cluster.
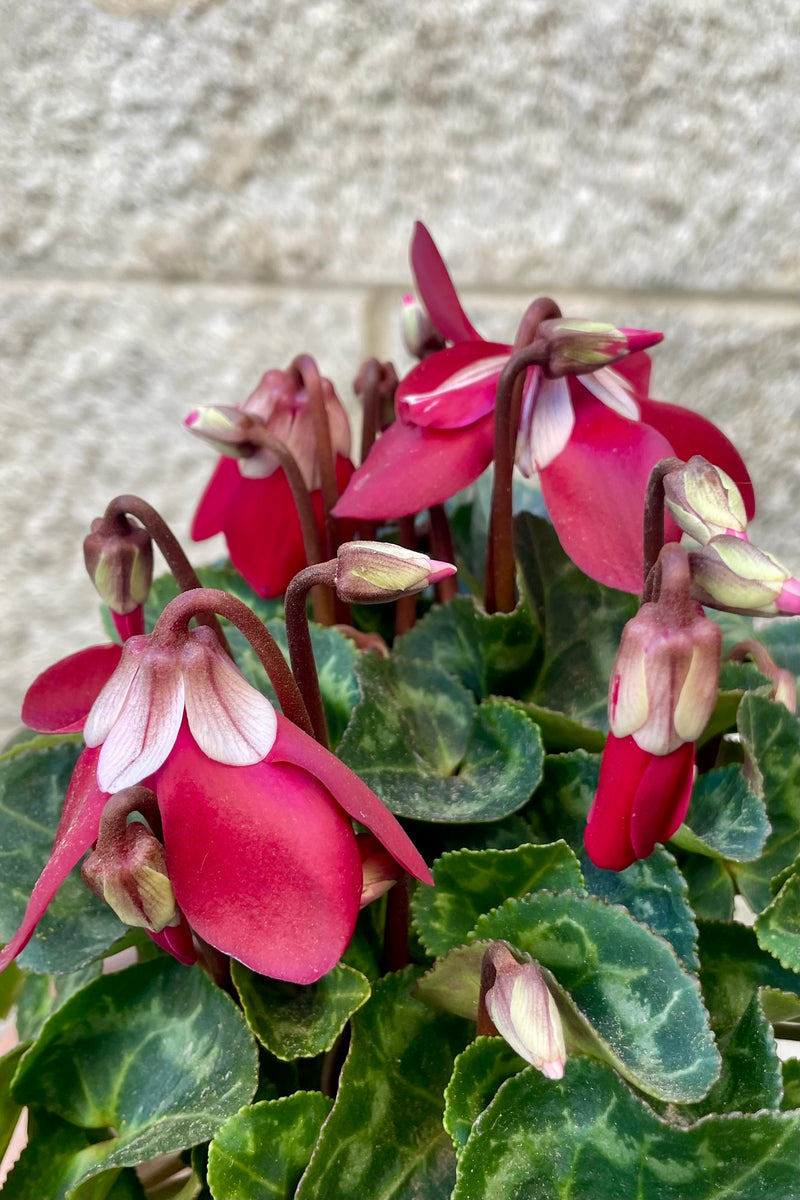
[0,516,798,1200]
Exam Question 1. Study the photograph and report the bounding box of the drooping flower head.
[334,224,754,593]
[189,364,354,596]
[5,589,432,984]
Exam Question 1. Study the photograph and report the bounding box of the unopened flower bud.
[334,541,456,604]
[689,536,800,616]
[480,942,566,1080]
[663,456,748,544]
[356,833,403,906]
[609,543,721,754]
[184,406,259,459]
[82,818,179,933]
[535,319,663,379]
[400,293,447,360]
[84,516,154,615]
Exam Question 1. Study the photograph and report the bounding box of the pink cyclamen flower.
[584,734,695,871]
[6,629,432,984]
[333,224,755,593]
[190,366,354,597]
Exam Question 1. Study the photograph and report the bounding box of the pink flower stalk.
[585,734,695,871]
[189,366,354,597]
[333,224,755,593]
[7,621,433,984]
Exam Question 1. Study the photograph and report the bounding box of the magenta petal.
[630,741,695,859]
[22,644,124,734]
[410,221,484,345]
[612,350,653,397]
[156,728,362,983]
[191,456,242,541]
[223,470,317,598]
[539,393,680,593]
[0,747,109,971]
[269,714,433,885]
[147,915,197,966]
[332,415,495,520]
[395,342,510,429]
[638,398,756,520]
[584,733,645,871]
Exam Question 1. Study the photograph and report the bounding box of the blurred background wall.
[1,0,797,737]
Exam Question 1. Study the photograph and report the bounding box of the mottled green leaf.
[0,741,125,973]
[295,969,471,1200]
[1,1110,146,1200]
[412,842,585,958]
[394,595,539,699]
[12,960,258,1188]
[697,922,799,1037]
[452,1058,800,1200]
[207,1093,332,1200]
[535,749,599,850]
[755,860,800,972]
[339,656,544,821]
[444,1037,525,1154]
[514,512,638,727]
[731,696,800,912]
[510,702,605,753]
[581,846,699,971]
[678,853,735,921]
[472,892,720,1102]
[0,1044,25,1165]
[232,960,371,1060]
[16,962,101,1042]
[684,990,782,1117]
[782,1059,800,1111]
[671,765,770,862]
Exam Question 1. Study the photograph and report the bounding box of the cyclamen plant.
[0,226,798,1200]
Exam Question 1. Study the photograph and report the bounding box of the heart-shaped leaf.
[208,1093,332,1200]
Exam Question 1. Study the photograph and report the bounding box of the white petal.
[580,367,641,420]
[527,377,574,471]
[96,649,185,793]
[181,627,277,765]
[84,636,151,747]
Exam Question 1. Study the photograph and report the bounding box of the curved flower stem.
[291,354,341,559]
[284,563,339,747]
[152,587,313,737]
[428,505,458,604]
[356,357,384,463]
[381,873,410,973]
[244,426,334,626]
[486,347,547,613]
[395,516,418,635]
[104,495,231,653]
[642,457,684,602]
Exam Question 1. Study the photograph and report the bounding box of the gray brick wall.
[1,0,797,737]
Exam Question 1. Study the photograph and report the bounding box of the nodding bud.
[357,833,403,907]
[82,794,180,933]
[663,456,748,544]
[84,516,154,615]
[689,536,800,617]
[400,293,447,360]
[184,406,259,459]
[534,320,663,379]
[334,541,456,604]
[610,543,721,755]
[480,942,566,1080]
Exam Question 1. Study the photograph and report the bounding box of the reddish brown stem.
[381,873,410,973]
[642,457,684,602]
[284,563,339,747]
[152,588,312,737]
[428,505,458,603]
[104,495,231,654]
